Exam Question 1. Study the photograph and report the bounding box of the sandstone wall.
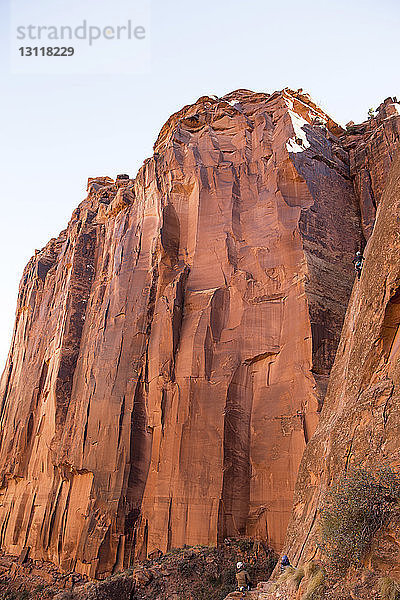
[0,89,362,576]
[343,97,400,239]
[284,155,400,578]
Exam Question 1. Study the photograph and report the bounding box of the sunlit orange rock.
[343,96,400,239]
[0,89,363,576]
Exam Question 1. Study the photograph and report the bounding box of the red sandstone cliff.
[281,155,400,587]
[343,96,400,240]
[0,89,387,578]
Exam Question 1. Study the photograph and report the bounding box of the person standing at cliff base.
[236,562,252,592]
[353,250,365,279]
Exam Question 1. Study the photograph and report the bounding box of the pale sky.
[0,0,399,368]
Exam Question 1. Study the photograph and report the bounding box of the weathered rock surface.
[283,154,400,579]
[221,100,400,600]
[343,96,400,239]
[0,89,366,577]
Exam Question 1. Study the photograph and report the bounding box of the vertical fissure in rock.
[82,392,91,454]
[225,232,238,271]
[58,479,73,560]
[166,497,173,552]
[45,480,64,551]
[123,374,153,566]
[219,365,253,540]
[204,326,213,382]
[0,507,12,547]
[38,472,61,551]
[154,153,164,193]
[145,252,160,340]
[12,492,29,545]
[112,534,125,574]
[102,299,110,337]
[25,413,34,449]
[23,491,37,548]
[231,167,242,240]
[115,334,124,373]
[117,395,126,448]
[205,287,230,382]
[96,525,112,577]
[55,227,97,431]
[140,520,149,562]
[210,287,230,343]
[301,411,309,445]
[171,266,190,380]
[161,203,180,266]
[36,361,49,408]
[161,388,167,433]
[0,360,13,421]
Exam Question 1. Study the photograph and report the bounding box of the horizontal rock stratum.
[0,89,399,578]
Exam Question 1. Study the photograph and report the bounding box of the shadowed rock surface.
[0,89,397,579]
[343,97,400,239]
[277,154,400,595]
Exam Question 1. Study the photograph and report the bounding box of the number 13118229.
[19,47,75,57]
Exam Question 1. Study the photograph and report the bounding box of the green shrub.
[319,466,400,571]
[380,576,400,600]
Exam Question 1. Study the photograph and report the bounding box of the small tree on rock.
[319,466,400,572]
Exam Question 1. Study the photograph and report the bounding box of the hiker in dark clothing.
[236,562,251,591]
[280,554,291,573]
[353,251,365,279]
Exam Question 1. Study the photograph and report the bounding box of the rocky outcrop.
[343,96,400,239]
[283,154,400,578]
[0,89,364,577]
[0,540,276,600]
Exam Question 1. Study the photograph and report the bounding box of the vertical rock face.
[284,155,400,575]
[343,97,400,239]
[0,89,362,577]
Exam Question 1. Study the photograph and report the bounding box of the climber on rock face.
[236,561,252,592]
[353,250,365,279]
[280,554,291,572]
